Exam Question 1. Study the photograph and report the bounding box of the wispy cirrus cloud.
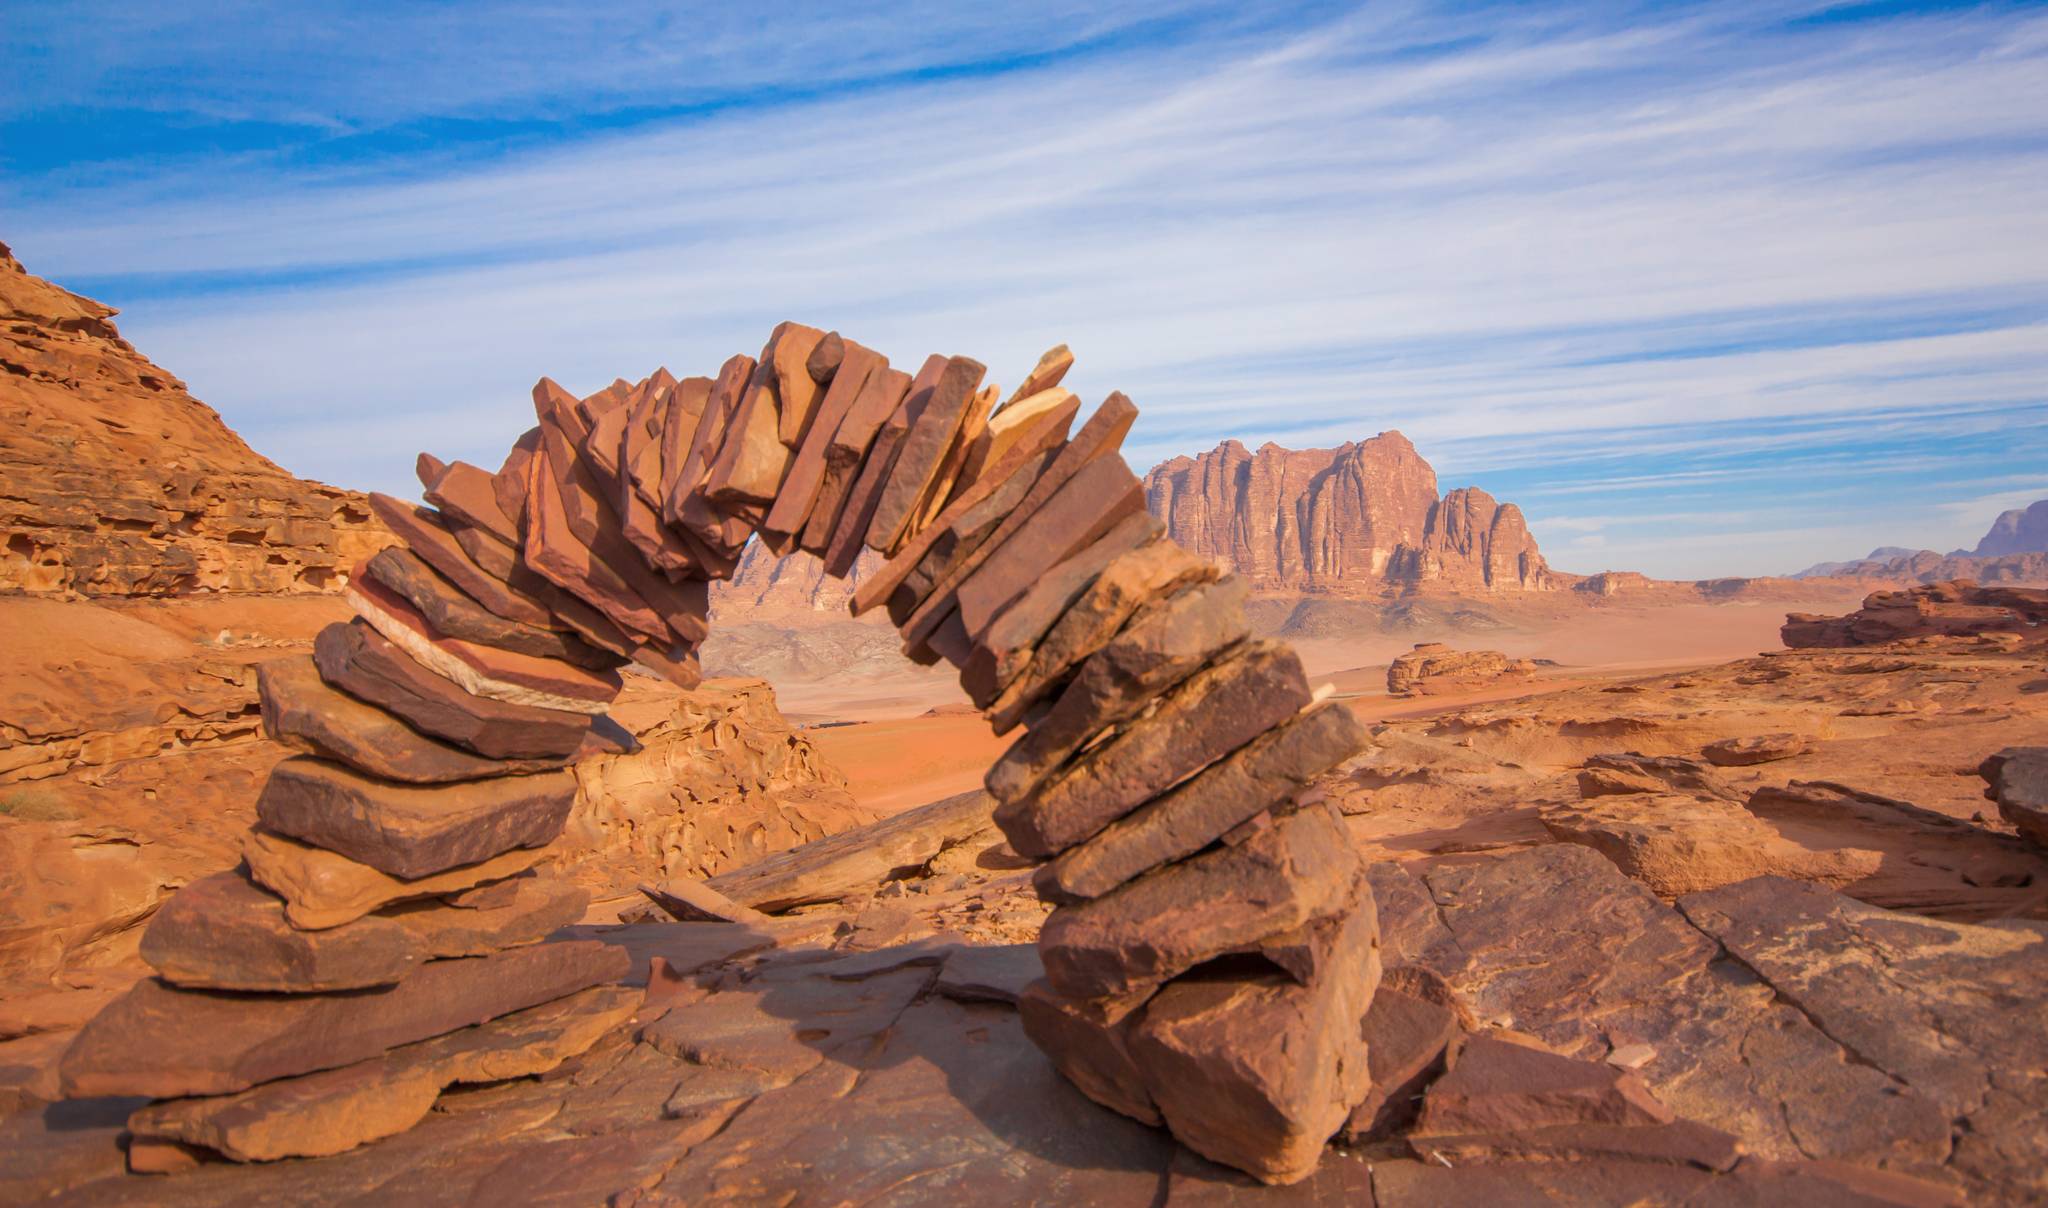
[3,1,2044,579]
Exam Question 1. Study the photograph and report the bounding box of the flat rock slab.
[314,620,596,760]
[261,656,630,784]
[1678,875,2048,1202]
[705,788,994,913]
[1038,700,1366,903]
[59,940,629,1099]
[243,828,547,931]
[997,641,1312,859]
[1040,802,1360,1001]
[1414,1034,1674,1136]
[362,546,613,670]
[127,985,642,1163]
[381,877,589,958]
[256,756,574,879]
[347,576,621,712]
[139,871,425,993]
[935,943,1043,1005]
[1539,793,1881,898]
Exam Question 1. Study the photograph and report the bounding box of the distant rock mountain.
[0,242,387,594]
[1974,500,2048,557]
[1143,432,1559,596]
[1789,501,2048,587]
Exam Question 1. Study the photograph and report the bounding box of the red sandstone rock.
[1145,431,1556,595]
[803,363,912,555]
[1783,579,2048,647]
[243,828,548,930]
[997,641,1312,859]
[1038,802,1360,1001]
[1980,747,2048,849]
[1340,974,1464,1142]
[867,356,988,554]
[1016,979,1161,1125]
[761,339,882,541]
[1386,643,1539,696]
[367,494,558,628]
[360,546,616,669]
[313,621,596,759]
[1127,873,1380,1185]
[259,656,629,784]
[139,870,424,992]
[347,573,621,712]
[58,939,630,1098]
[1701,732,1813,766]
[255,756,575,879]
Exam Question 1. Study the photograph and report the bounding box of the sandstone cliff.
[0,242,388,595]
[1973,499,2048,557]
[1144,432,1557,595]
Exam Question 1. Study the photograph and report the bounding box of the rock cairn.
[55,324,1376,1184]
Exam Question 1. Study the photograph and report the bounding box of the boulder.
[1016,979,1160,1125]
[1701,732,1812,766]
[1386,643,1538,697]
[1979,746,2048,849]
[1039,802,1360,1001]
[1126,874,1380,1185]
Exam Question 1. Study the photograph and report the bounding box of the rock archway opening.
[59,323,1379,1187]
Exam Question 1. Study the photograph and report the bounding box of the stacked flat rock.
[55,328,1381,1184]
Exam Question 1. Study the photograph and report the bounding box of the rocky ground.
[4,625,2042,1203]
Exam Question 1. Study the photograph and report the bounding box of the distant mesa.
[1974,499,2048,557]
[1143,433,1557,597]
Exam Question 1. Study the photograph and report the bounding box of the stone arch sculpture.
[55,324,1379,1185]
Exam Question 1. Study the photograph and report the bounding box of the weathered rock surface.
[255,757,575,879]
[138,870,424,992]
[0,243,389,595]
[1128,873,1379,1185]
[1039,802,1358,1001]
[1979,746,2048,849]
[1784,579,2048,647]
[58,939,628,1098]
[704,787,992,912]
[1386,642,1538,696]
[242,828,548,930]
[1144,433,1555,595]
[1701,731,1811,765]
[1340,973,1462,1142]
[1540,793,1882,898]
[127,984,642,1163]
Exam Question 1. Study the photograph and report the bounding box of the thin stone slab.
[902,392,1139,646]
[867,355,987,554]
[954,386,1076,498]
[1036,700,1366,902]
[654,375,713,512]
[492,426,543,532]
[959,511,1159,708]
[907,381,995,534]
[668,354,759,554]
[851,390,1079,617]
[256,755,575,879]
[704,327,818,508]
[761,339,881,540]
[1128,875,1380,1186]
[821,356,942,575]
[884,445,1066,626]
[140,871,425,993]
[58,939,630,1099]
[368,493,558,628]
[347,575,622,713]
[1341,976,1465,1143]
[361,546,617,669]
[952,452,1144,639]
[379,877,589,957]
[985,575,1251,806]
[802,362,912,555]
[532,424,705,643]
[314,620,595,760]
[996,641,1312,860]
[259,656,631,784]
[244,828,548,930]
[1001,344,1075,407]
[987,540,1219,734]
[126,985,642,1164]
[1038,801,1361,1001]
[766,322,830,446]
[421,459,521,547]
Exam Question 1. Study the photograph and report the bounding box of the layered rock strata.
[1386,642,1539,696]
[55,324,1374,1184]
[1782,579,2048,647]
[0,242,389,594]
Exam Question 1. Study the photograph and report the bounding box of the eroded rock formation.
[1782,579,2048,647]
[1386,643,1538,697]
[1143,433,1556,595]
[45,322,1375,1187]
[0,244,389,595]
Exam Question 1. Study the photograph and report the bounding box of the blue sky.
[4,1,2045,579]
